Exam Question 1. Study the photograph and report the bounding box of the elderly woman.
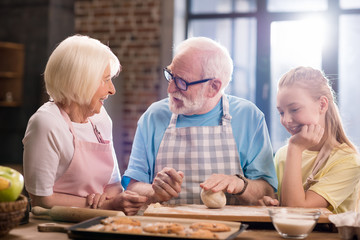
[23,35,147,215]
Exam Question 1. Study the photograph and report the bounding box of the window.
[267,0,327,12]
[185,0,360,152]
[339,14,360,145]
[188,18,257,101]
[270,19,323,150]
[340,0,360,9]
[187,0,257,102]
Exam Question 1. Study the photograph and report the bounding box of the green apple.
[0,166,24,202]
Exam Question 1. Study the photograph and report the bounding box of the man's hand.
[200,174,245,195]
[151,167,184,202]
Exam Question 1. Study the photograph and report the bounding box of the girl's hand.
[258,196,279,206]
[289,124,324,151]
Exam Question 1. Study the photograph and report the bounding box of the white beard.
[168,88,207,115]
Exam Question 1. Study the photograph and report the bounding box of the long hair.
[278,66,357,153]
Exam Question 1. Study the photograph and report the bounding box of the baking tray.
[67,216,247,240]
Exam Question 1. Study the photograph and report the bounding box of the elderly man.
[122,37,277,205]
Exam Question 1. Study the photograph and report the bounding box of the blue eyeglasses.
[163,68,214,91]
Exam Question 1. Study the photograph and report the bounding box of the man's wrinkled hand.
[152,167,184,202]
[111,190,147,216]
[200,174,245,195]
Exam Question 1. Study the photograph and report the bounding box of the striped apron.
[155,95,243,204]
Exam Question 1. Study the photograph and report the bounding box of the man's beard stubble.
[168,88,206,115]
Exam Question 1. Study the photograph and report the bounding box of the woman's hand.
[86,193,108,209]
[110,190,148,215]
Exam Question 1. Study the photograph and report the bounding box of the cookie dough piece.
[190,222,231,232]
[177,229,219,239]
[103,224,142,233]
[87,224,105,231]
[143,222,185,234]
[100,216,141,226]
[200,188,226,209]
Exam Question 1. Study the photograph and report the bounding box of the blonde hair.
[174,37,233,92]
[278,66,357,152]
[44,35,121,106]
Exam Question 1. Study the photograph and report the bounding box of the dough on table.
[200,188,226,209]
[100,216,141,226]
[143,222,184,234]
[177,228,219,239]
[190,222,231,232]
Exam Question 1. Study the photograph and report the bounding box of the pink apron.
[53,107,114,197]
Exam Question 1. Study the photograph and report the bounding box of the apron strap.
[57,104,105,144]
[221,95,231,126]
[57,104,77,141]
[168,113,178,128]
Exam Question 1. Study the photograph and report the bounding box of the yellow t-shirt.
[275,143,360,213]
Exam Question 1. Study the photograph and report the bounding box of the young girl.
[263,66,360,213]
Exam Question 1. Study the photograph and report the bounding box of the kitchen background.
[1,0,360,175]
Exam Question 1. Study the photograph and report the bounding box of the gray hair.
[175,37,233,92]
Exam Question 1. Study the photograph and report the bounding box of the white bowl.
[268,208,321,239]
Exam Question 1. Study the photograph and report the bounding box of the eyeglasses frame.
[163,68,214,91]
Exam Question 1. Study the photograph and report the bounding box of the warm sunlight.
[271,17,325,69]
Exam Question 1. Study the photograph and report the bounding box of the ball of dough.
[200,188,226,209]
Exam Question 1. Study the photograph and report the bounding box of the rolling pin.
[32,206,125,222]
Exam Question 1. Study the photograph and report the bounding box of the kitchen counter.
[2,214,341,240]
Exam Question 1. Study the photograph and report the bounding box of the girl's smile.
[277,86,324,136]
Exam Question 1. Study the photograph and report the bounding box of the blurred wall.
[0,0,174,175]
[0,0,75,164]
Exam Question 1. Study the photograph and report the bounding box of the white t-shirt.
[23,101,121,196]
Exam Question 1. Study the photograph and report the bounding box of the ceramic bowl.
[268,208,321,239]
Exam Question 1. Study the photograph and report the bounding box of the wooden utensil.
[143,204,332,223]
[38,223,70,232]
[32,206,125,223]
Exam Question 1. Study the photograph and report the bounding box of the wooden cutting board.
[143,204,332,223]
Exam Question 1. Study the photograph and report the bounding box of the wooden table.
[237,229,340,239]
[3,216,71,240]
[2,214,341,240]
